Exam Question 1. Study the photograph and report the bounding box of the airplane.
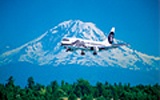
[61,27,127,55]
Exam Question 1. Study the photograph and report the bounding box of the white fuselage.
[61,37,111,49]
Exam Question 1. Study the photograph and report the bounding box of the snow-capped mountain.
[0,20,159,70]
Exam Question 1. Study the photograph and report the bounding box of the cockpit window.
[62,38,69,41]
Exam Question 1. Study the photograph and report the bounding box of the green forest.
[0,76,160,100]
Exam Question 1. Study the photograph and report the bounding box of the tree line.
[0,76,160,100]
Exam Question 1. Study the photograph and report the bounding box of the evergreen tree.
[68,92,77,100]
[74,79,92,97]
[27,77,35,89]
[96,82,104,97]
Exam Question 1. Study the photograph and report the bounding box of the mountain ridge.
[0,20,159,71]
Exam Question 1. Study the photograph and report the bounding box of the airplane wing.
[71,40,87,48]
[111,43,128,48]
[99,43,128,50]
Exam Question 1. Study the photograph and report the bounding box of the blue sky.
[0,0,159,56]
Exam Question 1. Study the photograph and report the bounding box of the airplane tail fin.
[107,27,115,44]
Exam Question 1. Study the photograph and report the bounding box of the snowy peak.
[52,20,106,41]
[0,20,160,71]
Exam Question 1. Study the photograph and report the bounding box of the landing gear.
[90,47,94,50]
[81,50,85,55]
[93,51,97,55]
[91,47,98,55]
